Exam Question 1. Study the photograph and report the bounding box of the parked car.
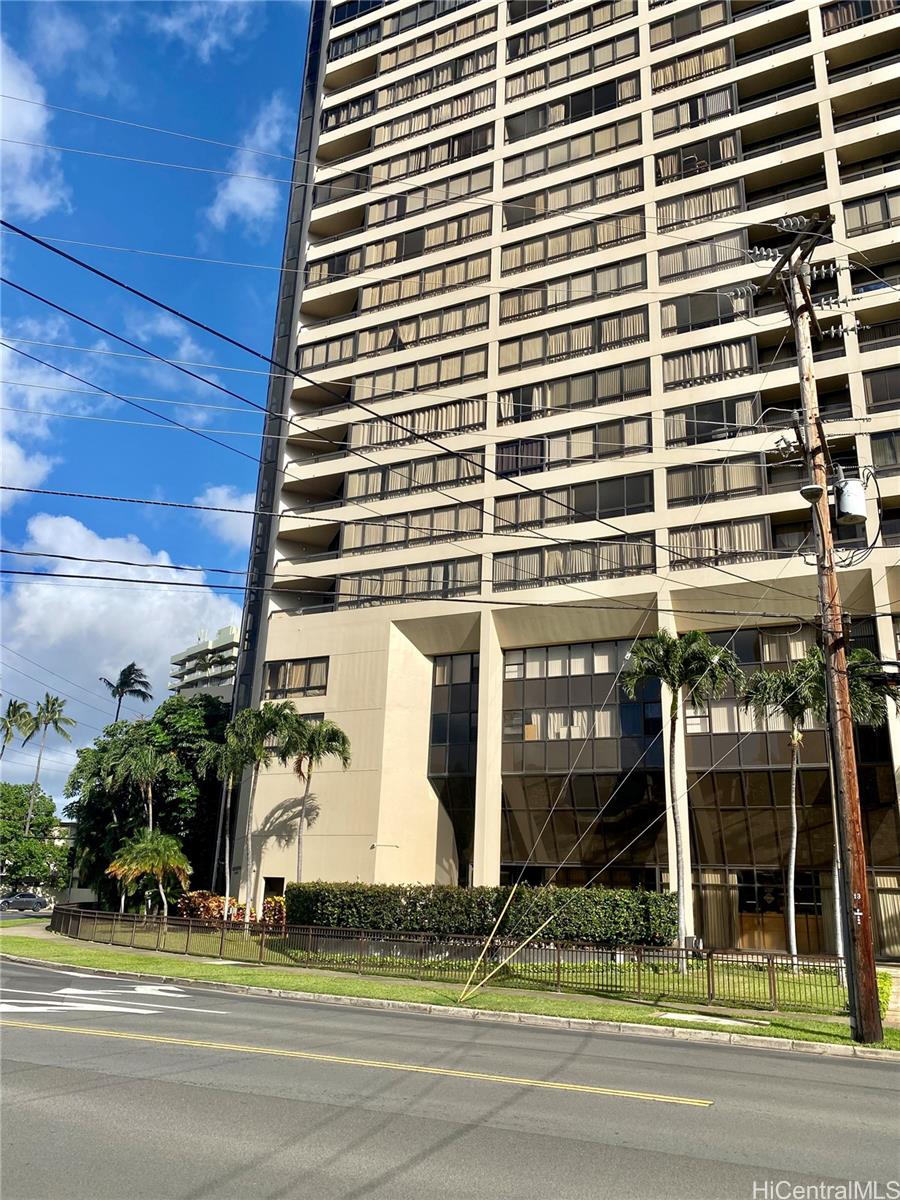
[0,892,50,912]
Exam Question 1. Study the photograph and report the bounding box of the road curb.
[3,952,897,1061]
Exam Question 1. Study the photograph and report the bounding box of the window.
[660,289,750,335]
[503,163,642,230]
[382,0,478,38]
[501,212,644,274]
[653,85,735,136]
[495,472,653,530]
[503,115,641,185]
[365,125,494,187]
[342,503,482,552]
[346,450,483,501]
[844,189,900,237]
[373,85,495,150]
[655,133,739,184]
[662,340,756,390]
[667,457,763,506]
[263,657,328,698]
[498,361,650,423]
[328,20,381,61]
[664,396,761,446]
[650,1,728,46]
[670,518,770,568]
[507,0,637,61]
[497,416,651,475]
[378,7,497,74]
[335,557,480,608]
[322,47,497,131]
[360,251,491,312]
[821,0,899,35]
[298,299,489,370]
[499,257,645,322]
[352,346,488,402]
[872,432,900,474]
[658,231,748,281]
[332,0,384,26]
[506,31,638,100]
[863,366,900,413]
[505,74,639,142]
[499,307,648,370]
[494,536,655,590]
[656,180,744,231]
[364,167,493,232]
[651,42,732,92]
[350,397,486,450]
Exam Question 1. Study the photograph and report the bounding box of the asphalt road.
[0,910,52,922]
[1,960,898,1200]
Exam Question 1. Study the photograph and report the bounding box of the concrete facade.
[233,0,900,952]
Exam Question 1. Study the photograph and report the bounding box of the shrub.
[178,890,286,926]
[284,883,676,947]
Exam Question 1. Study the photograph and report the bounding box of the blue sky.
[1,0,309,801]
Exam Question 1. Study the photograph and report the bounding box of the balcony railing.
[829,49,900,81]
[739,79,816,111]
[834,101,900,132]
[860,320,900,351]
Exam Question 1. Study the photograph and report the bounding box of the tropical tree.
[21,694,76,836]
[290,718,351,882]
[0,699,31,760]
[111,741,171,832]
[199,734,253,923]
[743,645,895,962]
[106,829,191,919]
[66,694,229,905]
[193,650,233,680]
[228,702,297,927]
[0,782,69,892]
[622,630,744,953]
[99,662,153,721]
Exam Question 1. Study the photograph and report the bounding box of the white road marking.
[0,987,228,1015]
[1,1000,158,1014]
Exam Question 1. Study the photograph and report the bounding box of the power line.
[0,379,264,415]
[0,644,145,718]
[4,226,835,610]
[0,344,257,464]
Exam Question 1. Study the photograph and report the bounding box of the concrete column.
[472,612,504,886]
[657,599,695,939]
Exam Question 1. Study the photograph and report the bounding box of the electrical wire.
[0,643,146,718]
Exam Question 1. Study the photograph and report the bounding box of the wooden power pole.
[761,218,882,1043]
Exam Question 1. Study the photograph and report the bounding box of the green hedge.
[284,883,676,947]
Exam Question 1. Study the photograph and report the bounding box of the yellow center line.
[0,1020,713,1108]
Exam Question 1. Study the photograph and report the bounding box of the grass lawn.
[2,931,897,1051]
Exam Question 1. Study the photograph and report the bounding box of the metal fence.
[48,904,849,1014]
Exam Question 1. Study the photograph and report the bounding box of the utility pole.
[760,215,882,1043]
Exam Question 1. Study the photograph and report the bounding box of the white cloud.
[204,94,291,237]
[148,1,260,63]
[1,514,243,802]
[194,484,255,550]
[0,37,71,219]
[27,3,124,97]
[0,435,57,509]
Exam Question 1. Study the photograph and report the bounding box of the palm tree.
[290,719,351,882]
[99,662,153,721]
[622,630,744,953]
[743,645,895,962]
[21,693,76,836]
[0,699,31,760]
[228,702,297,927]
[199,733,251,922]
[106,829,191,920]
[112,742,170,831]
[194,650,233,680]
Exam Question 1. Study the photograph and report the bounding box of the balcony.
[860,319,900,352]
[822,0,900,37]
[732,10,810,64]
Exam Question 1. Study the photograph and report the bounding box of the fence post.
[219,921,227,959]
[155,916,164,951]
[76,910,83,940]
[258,925,268,963]
[706,951,716,1004]
[636,946,643,1001]
[767,954,778,1010]
[357,935,365,974]
[555,943,562,992]
[129,915,137,947]
[185,920,193,956]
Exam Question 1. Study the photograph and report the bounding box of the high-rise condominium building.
[169,626,239,702]
[234,0,900,953]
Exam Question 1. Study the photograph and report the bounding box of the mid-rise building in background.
[169,626,239,702]
[234,0,900,953]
